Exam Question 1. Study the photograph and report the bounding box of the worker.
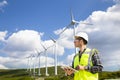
[64,32,103,80]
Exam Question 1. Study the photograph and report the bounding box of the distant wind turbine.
[40,42,54,76]
[26,56,31,72]
[32,53,37,76]
[36,49,43,76]
[49,36,58,75]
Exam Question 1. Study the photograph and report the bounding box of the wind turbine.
[40,42,54,76]
[59,10,93,54]
[49,36,57,75]
[59,10,92,35]
[29,54,34,73]
[26,55,31,72]
[36,49,43,76]
[32,53,37,76]
[26,54,35,74]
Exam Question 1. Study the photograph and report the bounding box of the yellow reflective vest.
[73,48,98,80]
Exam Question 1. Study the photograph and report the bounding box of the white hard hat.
[75,32,88,42]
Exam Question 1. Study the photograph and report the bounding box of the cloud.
[2,30,42,57]
[0,64,8,69]
[102,50,120,71]
[0,56,25,69]
[0,31,7,42]
[41,40,64,56]
[0,55,54,69]
[54,28,75,49]
[0,30,64,69]
[0,0,7,7]
[66,53,74,65]
[113,0,120,3]
[0,0,8,12]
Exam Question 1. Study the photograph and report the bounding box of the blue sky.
[0,0,120,71]
[0,0,114,33]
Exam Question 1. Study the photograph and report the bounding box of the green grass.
[99,71,120,80]
[0,69,34,80]
[0,67,120,80]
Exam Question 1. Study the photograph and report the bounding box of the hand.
[76,65,85,70]
[64,68,74,75]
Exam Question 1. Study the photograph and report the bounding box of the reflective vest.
[73,48,98,80]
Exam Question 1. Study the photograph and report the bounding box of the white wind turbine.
[26,54,35,74]
[32,53,37,76]
[59,10,93,54]
[40,42,54,76]
[29,54,34,73]
[49,36,58,75]
[36,49,43,76]
[59,10,93,35]
[26,55,31,72]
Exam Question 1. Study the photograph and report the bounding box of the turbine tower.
[36,49,43,76]
[29,54,33,72]
[49,36,57,75]
[40,43,54,76]
[26,55,31,72]
[32,54,36,76]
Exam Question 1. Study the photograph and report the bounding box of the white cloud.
[41,40,64,56]
[0,55,54,69]
[0,56,25,69]
[3,30,42,57]
[0,64,8,69]
[0,0,7,7]
[0,0,8,12]
[66,53,75,65]
[54,28,75,49]
[113,0,120,3]
[102,50,120,71]
[0,30,65,69]
[0,31,7,42]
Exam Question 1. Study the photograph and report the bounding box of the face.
[74,39,81,47]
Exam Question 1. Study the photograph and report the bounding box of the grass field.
[0,66,120,80]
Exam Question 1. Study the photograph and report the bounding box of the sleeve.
[90,52,103,74]
[85,51,103,74]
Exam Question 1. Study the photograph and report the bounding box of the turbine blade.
[40,42,46,50]
[81,22,93,25]
[75,21,93,25]
[49,36,56,43]
[70,9,74,21]
[75,21,80,24]
[59,23,71,35]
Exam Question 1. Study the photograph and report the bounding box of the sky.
[0,0,120,71]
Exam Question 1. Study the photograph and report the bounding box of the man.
[64,32,103,80]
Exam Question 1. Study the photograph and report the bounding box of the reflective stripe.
[88,48,99,67]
